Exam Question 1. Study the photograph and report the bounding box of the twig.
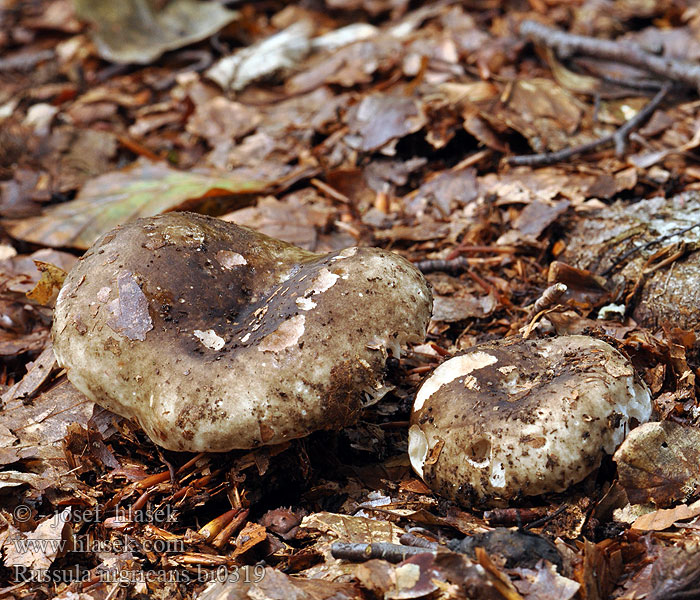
[642,243,686,274]
[399,532,440,549]
[330,542,436,563]
[508,137,609,167]
[519,20,700,90]
[600,222,700,276]
[508,82,671,166]
[611,82,672,155]
[598,73,666,92]
[413,256,470,273]
[523,504,567,530]
[310,178,351,204]
[212,508,249,549]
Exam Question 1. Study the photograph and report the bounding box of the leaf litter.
[2,0,700,598]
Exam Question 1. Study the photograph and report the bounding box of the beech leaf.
[5,160,269,250]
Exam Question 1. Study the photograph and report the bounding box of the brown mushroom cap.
[408,335,651,507]
[52,212,432,452]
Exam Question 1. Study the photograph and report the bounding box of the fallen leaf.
[631,498,700,531]
[404,167,478,217]
[2,508,72,573]
[496,79,586,152]
[512,562,580,600]
[0,377,93,470]
[514,200,570,238]
[232,522,267,556]
[197,567,360,600]
[74,0,238,64]
[222,193,334,251]
[4,159,269,249]
[25,260,67,306]
[186,97,261,147]
[614,421,700,507]
[301,512,404,544]
[0,344,56,405]
[647,541,700,600]
[207,21,313,92]
[432,294,497,322]
[345,93,427,153]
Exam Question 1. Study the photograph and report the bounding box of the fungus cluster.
[408,335,652,506]
[52,212,652,508]
[52,212,432,452]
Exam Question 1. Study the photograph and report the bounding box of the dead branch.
[523,504,567,530]
[399,532,440,549]
[508,82,671,166]
[330,542,436,563]
[519,20,700,90]
[413,256,470,273]
[600,222,700,276]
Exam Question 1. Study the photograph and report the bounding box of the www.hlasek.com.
[10,534,186,556]
[13,564,267,586]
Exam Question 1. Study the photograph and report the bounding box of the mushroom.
[52,212,432,452]
[408,335,651,507]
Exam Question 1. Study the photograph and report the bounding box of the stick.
[330,542,436,563]
[399,532,440,549]
[600,221,700,276]
[507,82,671,166]
[413,257,470,273]
[519,20,700,90]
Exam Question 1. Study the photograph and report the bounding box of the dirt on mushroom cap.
[409,335,652,507]
[52,212,432,452]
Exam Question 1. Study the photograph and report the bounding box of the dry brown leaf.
[198,567,360,600]
[432,294,497,322]
[512,562,580,600]
[5,159,270,249]
[496,79,586,152]
[614,421,700,507]
[2,508,72,573]
[25,260,67,306]
[300,512,404,544]
[74,0,238,64]
[631,498,700,531]
[345,93,427,153]
[0,344,56,405]
[222,194,334,251]
[185,97,262,147]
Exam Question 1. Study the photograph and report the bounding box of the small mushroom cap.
[52,212,432,452]
[409,335,651,507]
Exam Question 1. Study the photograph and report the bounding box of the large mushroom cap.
[52,212,432,452]
[409,335,651,507]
